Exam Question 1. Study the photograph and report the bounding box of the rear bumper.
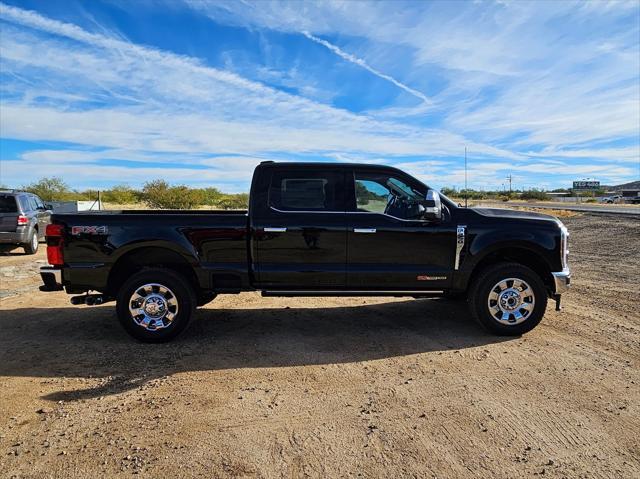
[40,266,64,291]
[0,228,30,244]
[552,268,571,295]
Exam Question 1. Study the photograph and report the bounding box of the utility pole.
[506,174,513,194]
[464,147,468,208]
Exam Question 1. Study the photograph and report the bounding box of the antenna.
[464,147,468,208]
[506,174,513,194]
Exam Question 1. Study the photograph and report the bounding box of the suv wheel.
[23,230,39,255]
[116,268,196,342]
[468,262,547,336]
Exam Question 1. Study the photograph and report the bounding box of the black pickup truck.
[40,161,570,342]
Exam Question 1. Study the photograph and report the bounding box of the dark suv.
[0,191,52,254]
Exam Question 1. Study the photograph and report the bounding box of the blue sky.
[0,0,638,192]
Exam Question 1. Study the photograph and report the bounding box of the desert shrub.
[102,185,139,204]
[440,187,457,197]
[22,177,89,201]
[199,187,224,206]
[214,193,249,210]
[459,189,491,200]
[142,180,205,209]
[520,189,550,201]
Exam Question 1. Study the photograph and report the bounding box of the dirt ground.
[1,214,638,478]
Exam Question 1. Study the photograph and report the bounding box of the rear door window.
[0,195,18,213]
[269,170,344,212]
[18,196,30,212]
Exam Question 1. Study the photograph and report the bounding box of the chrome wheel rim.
[128,283,178,331]
[32,233,38,251]
[487,277,535,325]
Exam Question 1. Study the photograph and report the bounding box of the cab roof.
[258,160,402,171]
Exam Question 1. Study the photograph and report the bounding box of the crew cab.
[40,162,570,342]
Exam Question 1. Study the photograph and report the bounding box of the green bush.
[102,185,139,204]
[22,177,89,201]
[142,180,205,209]
[213,193,249,210]
[520,189,550,201]
[199,187,224,206]
[188,187,248,209]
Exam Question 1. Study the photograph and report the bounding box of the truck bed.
[50,210,251,293]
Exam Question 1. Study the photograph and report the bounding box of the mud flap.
[554,294,562,311]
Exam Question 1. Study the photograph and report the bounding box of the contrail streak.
[302,31,430,104]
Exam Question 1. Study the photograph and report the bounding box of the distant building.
[621,189,640,198]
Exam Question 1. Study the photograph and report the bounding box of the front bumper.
[40,266,64,291]
[552,268,571,294]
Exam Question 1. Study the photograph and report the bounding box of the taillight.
[46,224,65,266]
[17,215,28,225]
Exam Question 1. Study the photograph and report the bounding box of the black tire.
[468,262,547,336]
[116,268,196,342]
[23,229,39,255]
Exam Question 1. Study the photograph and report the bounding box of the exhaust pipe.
[70,294,107,306]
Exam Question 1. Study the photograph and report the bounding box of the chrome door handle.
[264,227,287,232]
[353,228,377,234]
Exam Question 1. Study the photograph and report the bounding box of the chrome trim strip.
[269,205,344,214]
[552,269,571,294]
[268,206,430,223]
[353,228,376,234]
[454,225,466,270]
[263,227,287,232]
[263,290,445,295]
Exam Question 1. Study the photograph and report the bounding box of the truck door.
[346,168,456,290]
[252,168,347,289]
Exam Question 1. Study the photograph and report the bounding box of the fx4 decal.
[71,226,108,235]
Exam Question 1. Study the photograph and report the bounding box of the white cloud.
[0,1,638,191]
[186,1,639,154]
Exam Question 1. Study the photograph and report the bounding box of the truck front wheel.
[116,268,196,342]
[468,262,547,336]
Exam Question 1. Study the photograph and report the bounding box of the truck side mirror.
[422,189,442,221]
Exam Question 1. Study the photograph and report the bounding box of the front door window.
[354,172,425,220]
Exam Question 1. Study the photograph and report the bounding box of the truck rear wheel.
[116,268,196,342]
[468,262,547,336]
